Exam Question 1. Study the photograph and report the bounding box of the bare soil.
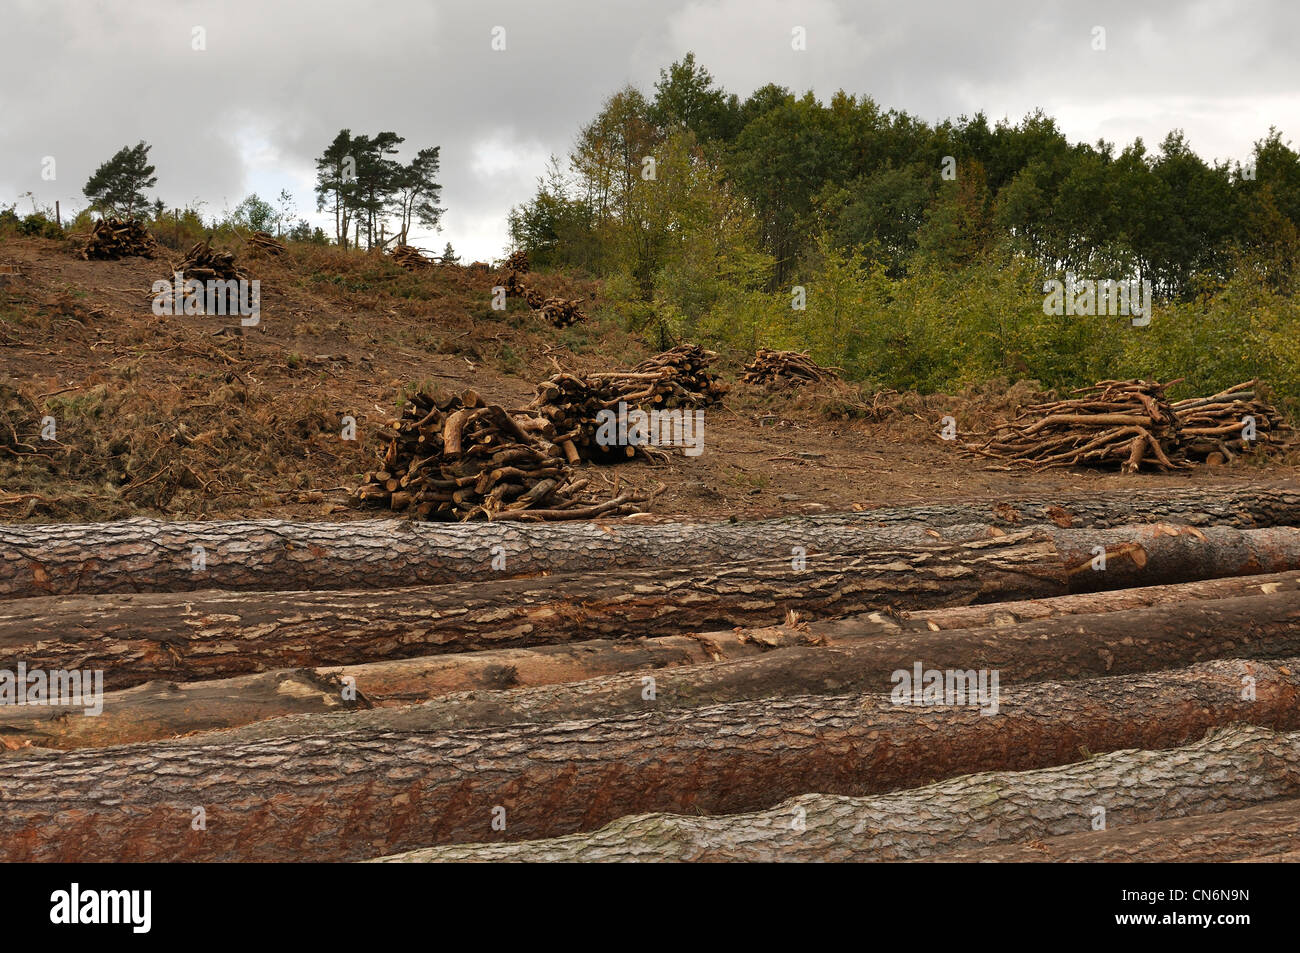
[2,234,1295,524]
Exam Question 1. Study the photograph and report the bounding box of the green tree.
[82,141,157,217]
[391,147,444,245]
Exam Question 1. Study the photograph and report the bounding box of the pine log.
[373,724,1300,862]
[922,796,1300,863]
[899,568,1300,629]
[1,656,1295,862]
[140,587,1300,745]
[11,524,1300,688]
[0,626,822,749]
[13,576,1300,749]
[0,670,368,750]
[17,579,1300,748]
[4,485,1298,599]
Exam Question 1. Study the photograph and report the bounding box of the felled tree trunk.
[0,626,823,749]
[3,484,1297,598]
[921,797,1300,863]
[10,524,1300,688]
[898,569,1300,629]
[141,588,1300,744]
[1,657,1297,862]
[14,584,1300,749]
[0,670,368,749]
[373,725,1300,862]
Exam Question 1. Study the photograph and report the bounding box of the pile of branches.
[390,245,430,270]
[499,251,586,327]
[522,286,585,328]
[80,218,157,260]
[632,345,729,405]
[353,388,649,521]
[1173,381,1293,464]
[970,378,1293,472]
[970,379,1182,473]
[741,348,838,388]
[173,240,246,283]
[529,345,726,462]
[246,231,285,256]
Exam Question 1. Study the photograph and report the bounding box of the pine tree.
[82,141,157,218]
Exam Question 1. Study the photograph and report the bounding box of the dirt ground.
[2,233,1296,524]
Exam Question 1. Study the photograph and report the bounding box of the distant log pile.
[173,239,246,283]
[1172,381,1292,464]
[390,245,431,270]
[246,230,285,256]
[498,250,587,327]
[529,345,726,461]
[971,378,1292,471]
[742,348,837,388]
[80,217,157,260]
[352,388,648,520]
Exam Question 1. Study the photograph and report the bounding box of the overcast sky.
[3,0,1298,261]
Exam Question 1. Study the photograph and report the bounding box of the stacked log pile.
[173,239,246,283]
[80,217,158,260]
[529,345,726,461]
[742,348,837,388]
[246,230,286,256]
[351,387,647,520]
[1172,380,1292,464]
[5,488,1300,862]
[390,244,431,270]
[632,344,729,404]
[969,378,1293,471]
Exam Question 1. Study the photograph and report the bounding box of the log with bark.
[0,670,368,751]
[372,724,1300,862]
[351,386,648,520]
[0,625,830,749]
[3,485,1299,599]
[921,795,1300,862]
[0,657,1297,862]
[14,524,1300,688]
[80,217,157,260]
[17,581,1300,748]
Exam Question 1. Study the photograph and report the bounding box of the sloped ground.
[1,233,1295,523]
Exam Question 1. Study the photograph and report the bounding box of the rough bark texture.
[0,535,1066,686]
[155,589,1300,743]
[373,725,1300,862]
[15,584,1300,749]
[0,627,823,749]
[3,484,1297,599]
[1,657,1297,862]
[9,524,1300,687]
[922,796,1300,863]
[898,570,1300,630]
